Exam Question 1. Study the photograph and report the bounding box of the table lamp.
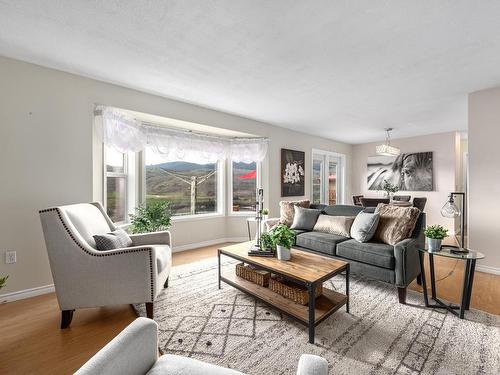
[440,192,466,251]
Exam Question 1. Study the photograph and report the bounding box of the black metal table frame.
[218,249,349,344]
[418,251,476,319]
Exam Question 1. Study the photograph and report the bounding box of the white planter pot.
[427,237,442,252]
[276,245,291,261]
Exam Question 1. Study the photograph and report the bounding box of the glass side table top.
[417,246,485,260]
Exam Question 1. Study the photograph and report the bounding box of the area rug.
[134,258,500,374]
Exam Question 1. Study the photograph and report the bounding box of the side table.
[417,247,485,319]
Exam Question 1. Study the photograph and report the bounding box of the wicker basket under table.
[235,263,271,287]
[269,276,323,305]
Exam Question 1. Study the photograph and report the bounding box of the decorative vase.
[427,237,442,252]
[276,245,291,261]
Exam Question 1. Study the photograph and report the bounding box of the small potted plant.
[424,225,448,252]
[270,224,296,261]
[259,232,274,251]
[0,275,8,290]
[261,208,269,220]
[382,179,399,198]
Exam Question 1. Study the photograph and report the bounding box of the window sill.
[171,213,225,222]
[228,212,256,218]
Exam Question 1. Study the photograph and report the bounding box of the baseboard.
[476,264,500,275]
[173,237,248,252]
[0,284,55,304]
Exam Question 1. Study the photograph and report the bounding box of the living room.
[0,2,499,374]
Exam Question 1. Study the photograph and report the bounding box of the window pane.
[106,146,125,173]
[145,147,217,216]
[106,176,126,222]
[312,159,322,204]
[328,161,337,205]
[232,161,257,212]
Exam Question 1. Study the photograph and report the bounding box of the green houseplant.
[128,201,172,234]
[259,232,274,251]
[424,225,448,251]
[382,179,399,198]
[270,224,296,261]
[0,275,8,290]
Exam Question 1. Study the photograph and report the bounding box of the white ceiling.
[1,1,499,144]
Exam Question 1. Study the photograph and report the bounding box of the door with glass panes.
[312,152,343,205]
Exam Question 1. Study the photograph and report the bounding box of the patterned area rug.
[134,258,500,374]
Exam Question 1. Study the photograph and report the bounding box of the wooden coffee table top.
[218,241,348,283]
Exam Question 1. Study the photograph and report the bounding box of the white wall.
[0,56,352,295]
[468,87,500,272]
[351,132,458,232]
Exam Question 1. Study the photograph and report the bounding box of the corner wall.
[351,132,458,232]
[0,56,352,296]
[468,87,500,272]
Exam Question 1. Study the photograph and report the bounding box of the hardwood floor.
[0,242,498,374]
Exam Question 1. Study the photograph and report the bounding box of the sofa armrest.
[75,317,158,375]
[394,238,421,287]
[263,218,280,232]
[296,354,328,375]
[130,231,172,247]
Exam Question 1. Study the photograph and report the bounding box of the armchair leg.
[397,287,407,304]
[61,310,74,329]
[164,277,169,288]
[146,302,154,319]
[416,273,422,286]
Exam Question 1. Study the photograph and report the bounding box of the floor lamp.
[440,192,467,252]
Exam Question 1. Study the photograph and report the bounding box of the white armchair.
[76,318,329,375]
[39,202,171,328]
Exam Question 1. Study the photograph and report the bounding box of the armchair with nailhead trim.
[39,202,171,328]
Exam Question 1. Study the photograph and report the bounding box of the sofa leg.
[61,310,74,329]
[164,277,169,288]
[146,302,154,319]
[397,287,407,304]
[416,273,422,286]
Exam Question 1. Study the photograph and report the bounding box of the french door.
[312,150,344,205]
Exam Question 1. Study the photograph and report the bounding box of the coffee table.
[218,241,349,344]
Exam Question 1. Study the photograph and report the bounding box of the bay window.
[231,161,258,213]
[104,146,128,223]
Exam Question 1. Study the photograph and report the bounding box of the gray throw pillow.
[93,228,132,251]
[350,212,380,243]
[290,206,322,231]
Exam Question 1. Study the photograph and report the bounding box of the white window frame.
[228,159,261,216]
[103,146,129,225]
[140,148,225,222]
[311,149,346,205]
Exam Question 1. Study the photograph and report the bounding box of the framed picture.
[281,148,305,197]
[367,152,433,191]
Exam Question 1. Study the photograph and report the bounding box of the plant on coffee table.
[259,232,274,251]
[270,224,296,260]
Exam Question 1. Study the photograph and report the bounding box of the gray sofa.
[265,204,425,303]
[76,317,328,375]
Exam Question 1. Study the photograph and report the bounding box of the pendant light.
[376,128,401,156]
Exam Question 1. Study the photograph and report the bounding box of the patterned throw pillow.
[373,204,420,245]
[313,215,355,237]
[279,200,310,227]
[93,228,133,251]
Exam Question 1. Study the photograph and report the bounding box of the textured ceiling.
[1,1,499,143]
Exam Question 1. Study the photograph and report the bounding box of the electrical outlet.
[6,251,16,264]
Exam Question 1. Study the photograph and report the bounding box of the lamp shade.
[441,200,461,218]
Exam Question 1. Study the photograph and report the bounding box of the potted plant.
[270,224,296,261]
[128,201,172,234]
[259,232,274,251]
[261,208,269,220]
[382,179,399,198]
[0,275,8,290]
[424,225,448,252]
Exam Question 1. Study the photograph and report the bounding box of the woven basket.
[269,276,323,305]
[235,263,271,287]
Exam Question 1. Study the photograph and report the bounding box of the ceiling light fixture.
[376,128,400,156]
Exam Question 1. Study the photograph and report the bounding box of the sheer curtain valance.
[95,106,268,162]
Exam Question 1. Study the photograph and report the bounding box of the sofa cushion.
[313,215,355,237]
[295,231,349,255]
[373,204,420,245]
[156,245,172,273]
[290,206,322,231]
[279,200,310,226]
[350,212,380,242]
[336,239,395,269]
[147,354,244,375]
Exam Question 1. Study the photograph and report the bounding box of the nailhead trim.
[39,207,155,301]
